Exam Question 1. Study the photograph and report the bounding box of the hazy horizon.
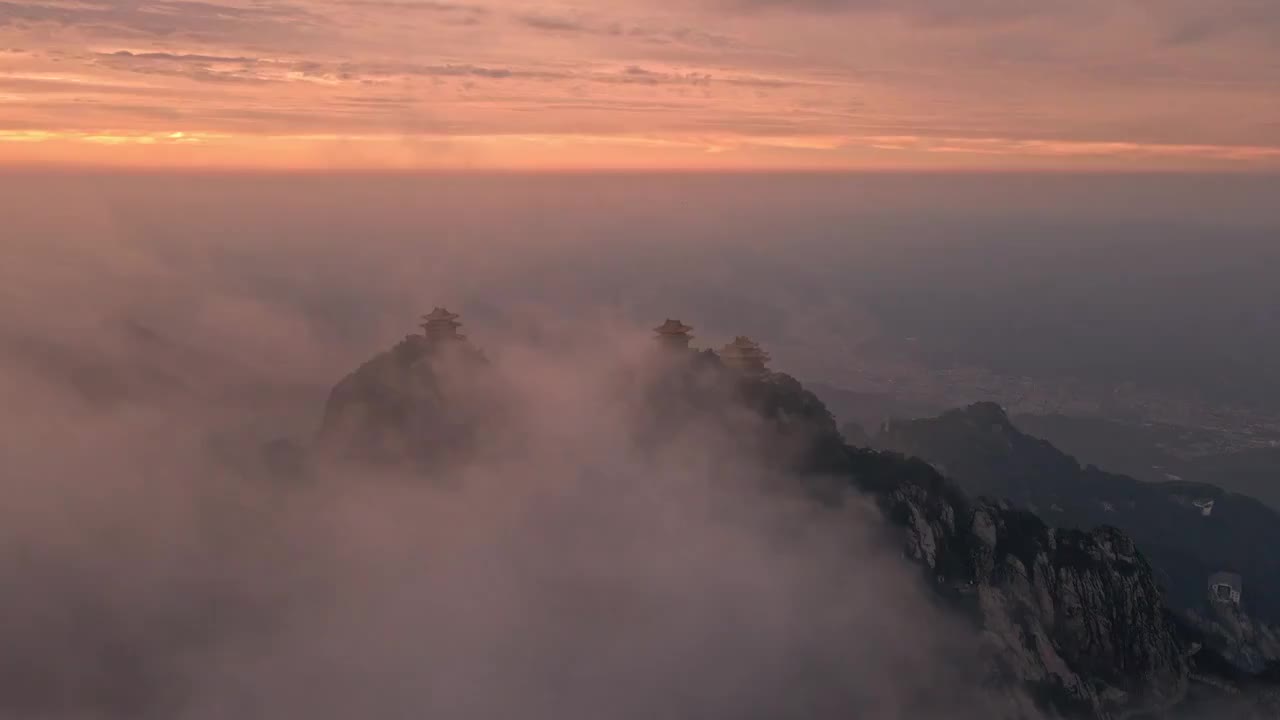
[6,0,1280,716]
[7,169,1280,421]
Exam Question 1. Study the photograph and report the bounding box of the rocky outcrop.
[1184,603,1280,674]
[873,403,1280,625]
[716,380,1193,717]
[1168,627,1280,719]
[843,449,1188,718]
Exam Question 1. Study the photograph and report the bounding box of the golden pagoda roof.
[654,319,693,335]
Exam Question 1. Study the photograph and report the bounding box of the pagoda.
[420,307,466,342]
[654,319,694,350]
[719,336,770,374]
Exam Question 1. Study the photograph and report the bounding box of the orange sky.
[2,0,1279,170]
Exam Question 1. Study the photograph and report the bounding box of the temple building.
[654,319,694,350]
[720,336,771,374]
[1209,571,1243,606]
[421,307,466,342]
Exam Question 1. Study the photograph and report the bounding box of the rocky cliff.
[834,449,1188,718]
[1184,602,1280,674]
[872,402,1280,625]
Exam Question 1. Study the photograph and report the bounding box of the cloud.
[82,48,800,95]
[0,208,1040,719]
[723,0,1280,42]
[104,50,255,63]
[723,0,1056,24]
[0,0,321,39]
[84,51,552,88]
[364,62,523,79]
[1,0,1278,168]
[91,49,273,84]
[342,0,486,13]
[1156,2,1280,46]
[514,10,587,33]
[510,8,743,50]
[339,0,489,25]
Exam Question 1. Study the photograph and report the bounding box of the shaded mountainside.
[302,328,1280,718]
[760,397,1280,717]
[317,332,491,466]
[1012,413,1280,512]
[870,403,1280,627]
[844,451,1188,718]
[1183,602,1280,675]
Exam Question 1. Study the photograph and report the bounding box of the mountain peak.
[956,401,1013,428]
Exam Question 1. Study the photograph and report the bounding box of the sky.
[2,0,1280,169]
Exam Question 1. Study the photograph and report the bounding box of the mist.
[5,169,1280,409]
[1,333,1016,719]
[5,169,1279,718]
[0,179,1051,720]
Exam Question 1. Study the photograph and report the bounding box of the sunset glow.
[2,0,1279,170]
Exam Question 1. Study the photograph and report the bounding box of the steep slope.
[717,373,1193,716]
[846,451,1189,717]
[763,392,1280,717]
[1183,601,1280,674]
[317,332,490,465]
[873,403,1280,625]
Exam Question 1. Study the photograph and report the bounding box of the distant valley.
[813,376,1280,512]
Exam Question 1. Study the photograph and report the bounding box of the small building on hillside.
[1192,498,1215,517]
[654,319,694,350]
[719,336,771,375]
[421,307,466,343]
[1209,571,1243,606]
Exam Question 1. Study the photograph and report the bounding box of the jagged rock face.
[873,402,1280,626]
[1184,603,1280,674]
[845,450,1189,718]
[723,381,1195,717]
[1168,628,1280,719]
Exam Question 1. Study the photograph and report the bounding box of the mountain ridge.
[872,402,1280,623]
[303,323,1280,718]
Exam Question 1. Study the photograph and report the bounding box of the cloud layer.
[0,201,1043,718]
[0,0,1277,167]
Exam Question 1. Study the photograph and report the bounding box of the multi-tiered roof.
[653,319,694,349]
[719,336,771,374]
[420,307,466,342]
